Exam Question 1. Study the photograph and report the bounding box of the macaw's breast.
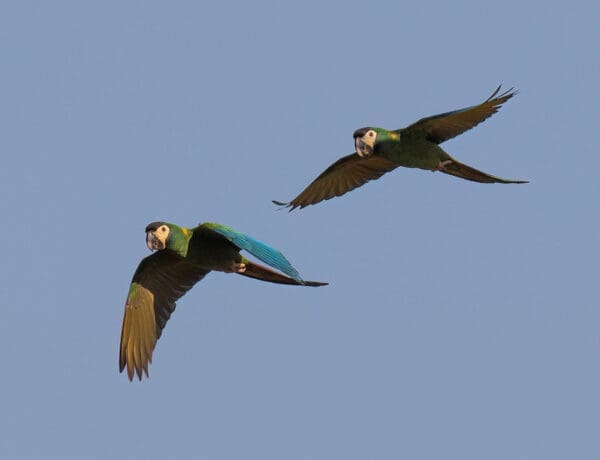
[377,136,448,171]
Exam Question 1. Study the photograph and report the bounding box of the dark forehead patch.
[145,221,166,232]
[353,127,370,138]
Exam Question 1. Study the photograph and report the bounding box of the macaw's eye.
[368,132,374,137]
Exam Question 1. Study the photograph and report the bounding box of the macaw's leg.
[231,262,246,273]
[434,159,453,172]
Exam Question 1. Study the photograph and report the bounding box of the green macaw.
[119,221,327,381]
[274,86,527,211]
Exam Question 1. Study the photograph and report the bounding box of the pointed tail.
[239,260,328,287]
[441,159,528,184]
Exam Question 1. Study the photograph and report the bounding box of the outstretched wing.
[400,86,516,144]
[273,153,397,211]
[200,222,306,283]
[119,250,208,381]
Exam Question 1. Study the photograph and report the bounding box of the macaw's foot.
[232,262,246,273]
[434,159,453,172]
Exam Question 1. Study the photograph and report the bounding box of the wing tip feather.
[272,199,301,212]
[487,84,518,104]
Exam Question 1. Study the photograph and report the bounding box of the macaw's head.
[145,222,190,255]
[145,222,171,251]
[353,127,379,158]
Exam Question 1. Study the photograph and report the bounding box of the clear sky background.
[1,1,598,459]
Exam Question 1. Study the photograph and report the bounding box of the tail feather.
[442,159,528,184]
[239,261,327,287]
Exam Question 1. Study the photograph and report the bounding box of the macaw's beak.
[355,137,374,158]
[146,231,165,251]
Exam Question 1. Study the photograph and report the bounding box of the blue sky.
[1,1,598,459]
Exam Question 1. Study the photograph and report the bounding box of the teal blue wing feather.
[201,223,304,283]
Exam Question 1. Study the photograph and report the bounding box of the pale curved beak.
[355,137,374,158]
[146,231,165,251]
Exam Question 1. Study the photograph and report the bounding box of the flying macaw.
[274,86,527,211]
[119,221,327,381]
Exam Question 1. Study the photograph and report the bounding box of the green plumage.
[274,86,528,211]
[119,221,326,381]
